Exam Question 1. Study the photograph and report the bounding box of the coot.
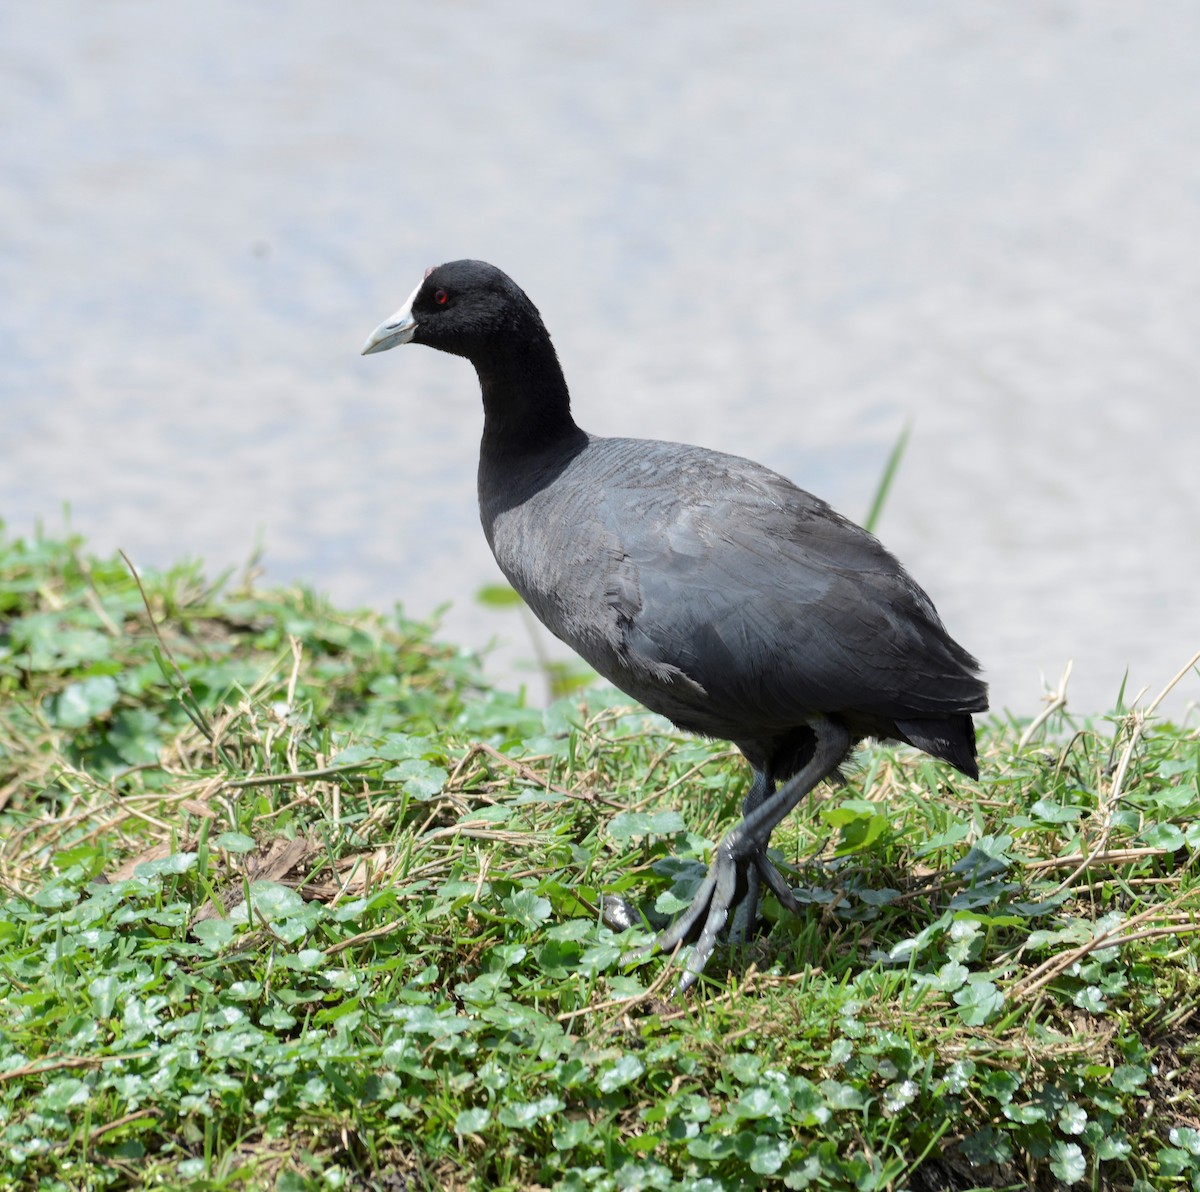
[363,260,987,991]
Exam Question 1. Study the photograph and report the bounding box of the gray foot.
[650,831,802,993]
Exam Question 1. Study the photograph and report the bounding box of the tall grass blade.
[864,420,912,534]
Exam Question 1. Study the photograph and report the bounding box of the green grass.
[1,524,1199,1192]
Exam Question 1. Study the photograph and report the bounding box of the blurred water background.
[2,1,1198,718]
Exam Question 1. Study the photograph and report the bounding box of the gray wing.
[484,435,983,732]
[589,442,984,728]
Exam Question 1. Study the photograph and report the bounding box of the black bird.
[363,260,987,991]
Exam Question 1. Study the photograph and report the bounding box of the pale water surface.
[3,2,1199,719]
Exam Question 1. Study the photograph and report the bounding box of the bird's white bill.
[361,280,422,354]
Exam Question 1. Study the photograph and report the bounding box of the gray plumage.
[364,259,987,991]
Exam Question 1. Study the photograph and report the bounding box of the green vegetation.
[1,524,1198,1191]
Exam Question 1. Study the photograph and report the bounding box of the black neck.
[474,339,585,461]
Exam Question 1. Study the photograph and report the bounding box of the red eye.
[434,288,449,305]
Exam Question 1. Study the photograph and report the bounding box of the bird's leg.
[653,716,851,992]
[741,768,771,817]
[739,770,808,917]
[727,769,771,938]
[754,851,803,915]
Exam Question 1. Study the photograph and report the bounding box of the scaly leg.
[727,769,770,939]
[653,716,851,992]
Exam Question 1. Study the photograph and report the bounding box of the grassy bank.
[1,526,1198,1192]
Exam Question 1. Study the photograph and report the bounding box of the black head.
[361,259,547,362]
